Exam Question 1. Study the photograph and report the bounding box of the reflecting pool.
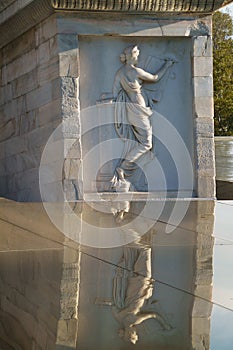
[0,198,232,349]
[215,136,233,182]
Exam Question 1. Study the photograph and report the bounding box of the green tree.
[213,11,233,135]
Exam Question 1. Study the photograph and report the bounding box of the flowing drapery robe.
[113,71,154,177]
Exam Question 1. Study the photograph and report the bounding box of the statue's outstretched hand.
[165,58,176,67]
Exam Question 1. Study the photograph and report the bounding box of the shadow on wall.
[216,180,233,200]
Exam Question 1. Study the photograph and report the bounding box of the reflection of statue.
[113,242,172,344]
[94,204,172,344]
[110,45,174,191]
[110,200,130,223]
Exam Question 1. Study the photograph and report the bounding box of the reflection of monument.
[110,204,172,343]
[87,200,215,349]
[0,199,215,349]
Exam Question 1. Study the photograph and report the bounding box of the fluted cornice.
[0,0,232,49]
[51,0,233,13]
[0,0,15,12]
[0,0,53,49]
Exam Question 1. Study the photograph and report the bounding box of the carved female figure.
[111,45,174,190]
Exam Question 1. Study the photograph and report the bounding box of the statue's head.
[118,328,139,344]
[120,45,140,64]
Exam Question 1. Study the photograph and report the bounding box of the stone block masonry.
[0,16,58,200]
[0,14,81,201]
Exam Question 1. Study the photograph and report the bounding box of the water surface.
[0,198,232,349]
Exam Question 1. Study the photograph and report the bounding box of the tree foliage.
[213,11,233,135]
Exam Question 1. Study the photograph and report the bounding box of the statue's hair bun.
[120,53,126,63]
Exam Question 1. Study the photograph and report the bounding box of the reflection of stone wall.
[191,201,215,349]
[0,199,82,349]
[56,247,81,348]
[0,250,63,349]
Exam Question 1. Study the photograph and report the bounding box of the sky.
[221,2,233,17]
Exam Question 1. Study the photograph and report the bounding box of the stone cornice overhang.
[51,0,232,13]
[0,0,53,49]
[0,0,232,49]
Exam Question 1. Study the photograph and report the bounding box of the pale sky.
[221,2,233,16]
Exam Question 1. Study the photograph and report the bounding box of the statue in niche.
[101,45,175,192]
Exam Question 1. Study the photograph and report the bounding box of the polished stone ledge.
[83,191,214,202]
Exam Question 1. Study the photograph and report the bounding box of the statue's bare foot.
[110,174,117,189]
[115,210,125,223]
[116,167,125,181]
